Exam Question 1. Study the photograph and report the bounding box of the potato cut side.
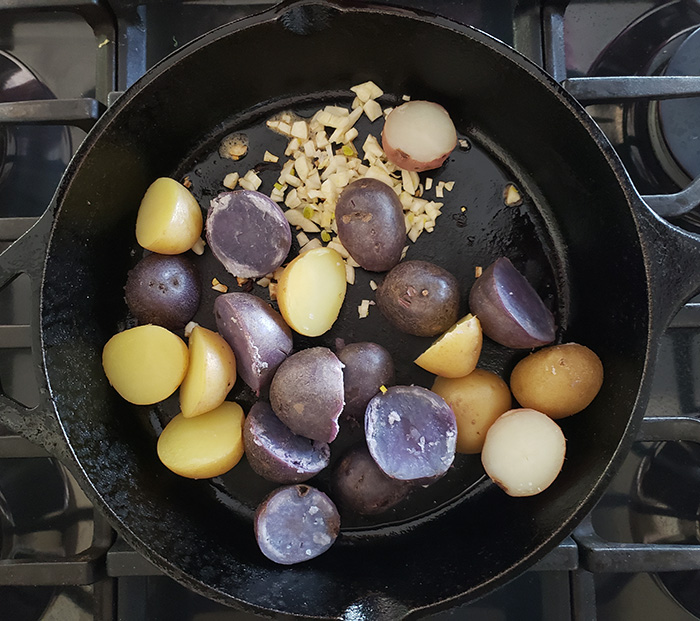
[277,247,347,337]
[180,326,237,418]
[157,401,245,479]
[432,368,512,454]
[414,314,482,378]
[135,177,203,254]
[481,408,566,497]
[102,324,188,405]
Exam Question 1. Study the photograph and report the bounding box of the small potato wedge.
[180,326,237,418]
[102,324,188,405]
[157,401,245,479]
[277,247,346,337]
[415,314,482,378]
[135,177,203,254]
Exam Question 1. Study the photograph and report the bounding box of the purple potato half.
[335,177,406,272]
[332,444,411,515]
[206,189,292,279]
[365,385,457,484]
[124,253,201,330]
[254,484,340,565]
[468,257,555,349]
[336,341,395,424]
[244,401,330,484]
[270,347,344,443]
[214,292,293,393]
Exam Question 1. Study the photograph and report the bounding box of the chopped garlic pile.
[222,81,455,293]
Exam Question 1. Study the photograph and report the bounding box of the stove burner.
[0,51,72,218]
[657,27,700,183]
[588,0,700,232]
[631,441,700,618]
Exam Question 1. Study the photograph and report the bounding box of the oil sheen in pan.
[137,92,568,534]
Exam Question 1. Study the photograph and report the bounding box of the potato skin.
[335,178,405,272]
[269,347,344,443]
[336,342,395,423]
[377,260,459,337]
[214,293,293,393]
[243,402,330,484]
[125,253,201,330]
[510,343,603,419]
[432,369,512,454]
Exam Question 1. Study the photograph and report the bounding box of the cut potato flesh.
[481,408,566,497]
[102,324,188,405]
[277,247,347,337]
[414,314,482,378]
[135,177,203,254]
[157,401,245,479]
[180,326,237,418]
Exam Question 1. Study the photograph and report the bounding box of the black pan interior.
[39,4,650,617]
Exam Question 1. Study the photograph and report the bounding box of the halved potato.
[135,177,203,254]
[414,314,482,378]
[157,401,245,479]
[180,326,237,418]
[277,247,347,337]
[102,324,188,405]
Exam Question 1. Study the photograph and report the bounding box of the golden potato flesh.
[179,326,237,418]
[432,369,512,454]
[414,314,482,378]
[510,343,603,419]
[102,324,188,405]
[135,177,203,254]
[157,401,245,479]
[276,247,347,337]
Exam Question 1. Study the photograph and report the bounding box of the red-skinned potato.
[382,100,457,172]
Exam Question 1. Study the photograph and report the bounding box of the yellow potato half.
[277,247,347,337]
[432,369,512,454]
[414,314,482,378]
[180,326,237,418]
[102,324,188,405]
[157,401,245,479]
[135,177,203,254]
[510,342,603,419]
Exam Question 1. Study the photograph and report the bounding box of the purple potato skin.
[244,401,330,484]
[376,260,459,337]
[469,257,555,349]
[335,177,405,272]
[332,444,411,515]
[270,348,344,443]
[365,385,457,484]
[336,342,395,424]
[214,293,293,393]
[254,484,340,565]
[206,190,292,278]
[124,253,201,330]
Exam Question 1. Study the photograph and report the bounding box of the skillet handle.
[635,196,700,331]
[0,207,66,456]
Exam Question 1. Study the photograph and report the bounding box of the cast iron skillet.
[3,2,700,618]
